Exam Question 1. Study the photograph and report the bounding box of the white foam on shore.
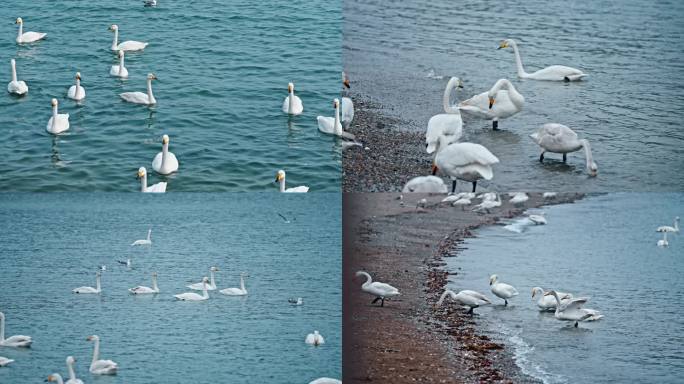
[499,325,566,384]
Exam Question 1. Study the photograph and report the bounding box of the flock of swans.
[407,39,595,194]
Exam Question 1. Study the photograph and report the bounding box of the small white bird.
[544,290,603,327]
[282,82,303,115]
[402,175,447,193]
[15,17,46,44]
[137,167,166,193]
[0,356,14,366]
[116,258,131,268]
[657,217,680,233]
[152,134,179,175]
[7,59,28,95]
[275,170,309,193]
[109,24,148,51]
[489,274,518,306]
[435,289,491,314]
[288,297,303,305]
[131,228,152,246]
[65,356,84,384]
[478,192,498,201]
[129,272,160,294]
[305,330,325,346]
[72,272,102,294]
[110,50,129,78]
[355,271,400,307]
[46,98,70,135]
[143,0,157,6]
[473,194,502,213]
[657,232,669,247]
[67,72,86,101]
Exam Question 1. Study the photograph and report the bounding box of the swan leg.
[574,321,579,328]
[471,181,477,193]
[467,307,474,315]
[451,180,457,193]
[372,297,381,305]
[504,299,508,306]
[539,152,545,163]
[492,120,499,131]
[563,153,567,163]
[381,298,385,307]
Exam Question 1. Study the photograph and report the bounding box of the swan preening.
[129,272,159,294]
[275,170,309,193]
[489,274,518,306]
[67,72,86,101]
[355,271,400,307]
[188,267,219,291]
[402,175,447,193]
[8,59,28,95]
[436,289,491,314]
[0,312,32,347]
[305,330,325,346]
[282,82,303,115]
[433,141,500,193]
[66,356,84,384]
[175,277,210,301]
[657,217,680,233]
[72,272,102,294]
[498,39,587,81]
[137,167,166,193]
[46,98,70,135]
[657,232,669,247]
[110,50,129,78]
[109,24,148,51]
[531,123,598,177]
[544,290,603,327]
[531,287,571,311]
[152,134,179,175]
[0,356,14,366]
[458,78,524,130]
[426,77,463,154]
[87,335,118,375]
[131,228,152,245]
[15,18,46,44]
[317,98,355,140]
[220,272,248,296]
[120,73,157,105]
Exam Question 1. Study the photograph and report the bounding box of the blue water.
[0,1,342,191]
[446,193,684,383]
[0,193,341,383]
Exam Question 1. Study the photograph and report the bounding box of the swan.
[275,170,309,193]
[15,18,46,44]
[544,290,603,327]
[543,192,557,199]
[288,297,303,305]
[144,0,157,6]
[47,374,64,384]
[188,267,219,291]
[137,167,166,193]
[110,50,129,78]
[0,312,32,347]
[7,59,28,95]
[657,217,680,233]
[531,123,598,176]
[355,271,400,307]
[509,192,529,205]
[73,272,101,294]
[498,39,587,81]
[121,73,157,105]
[473,194,502,213]
[528,214,547,225]
[220,272,248,296]
[67,72,85,101]
[426,77,463,154]
[478,192,498,201]
[282,82,303,115]
[116,258,131,267]
[152,134,179,175]
[458,78,524,130]
[129,272,159,294]
[489,274,518,306]
[531,287,571,311]
[310,378,341,384]
[86,335,118,375]
[109,24,148,51]
[65,356,84,384]
[402,175,447,193]
[341,97,354,128]
[0,356,14,366]
[432,140,499,193]
[435,289,491,314]
[317,98,355,140]
[657,232,669,247]
[131,228,152,246]
[452,198,472,210]
[46,98,70,135]
[175,277,209,301]
[305,330,325,346]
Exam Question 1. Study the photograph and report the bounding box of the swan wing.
[341,97,354,124]
[145,182,167,193]
[458,91,489,110]
[370,282,400,296]
[220,287,245,295]
[174,292,203,300]
[460,290,491,303]
[109,66,128,78]
[285,186,309,193]
[8,81,28,95]
[402,176,447,193]
[317,116,335,134]
[152,152,163,172]
[529,65,586,81]
[19,32,46,43]
[117,41,148,51]
[426,114,463,153]
[438,143,499,168]
[120,92,150,104]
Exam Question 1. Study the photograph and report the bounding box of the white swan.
[86,335,118,375]
[317,98,355,139]
[0,312,32,347]
[7,59,28,95]
[310,378,341,384]
[175,277,209,301]
[275,170,309,193]
[15,18,46,44]
[459,78,524,130]
[531,287,571,311]
[355,271,400,307]
[121,73,157,105]
[282,82,303,115]
[531,123,598,176]
[0,356,14,366]
[543,192,557,199]
[402,175,447,193]
[73,272,101,294]
[188,267,219,291]
[288,297,303,305]
[109,24,148,51]
[341,97,354,128]
[152,134,179,175]
[220,273,248,296]
[489,274,518,306]
[657,217,680,233]
[67,72,85,101]
[528,214,547,225]
[498,39,587,81]
[46,98,70,135]
[47,374,64,384]
[657,232,669,247]
[65,356,84,384]
[110,50,129,78]
[544,290,603,327]
[131,228,152,246]
[426,77,463,154]
[144,0,158,7]
[137,167,166,193]
[473,194,502,213]
[433,140,500,193]
[129,272,159,294]
[436,289,491,314]
[305,330,325,346]
[509,192,529,205]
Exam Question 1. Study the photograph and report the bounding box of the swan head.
[587,162,598,177]
[498,39,513,50]
[275,169,286,182]
[342,72,350,89]
[202,277,209,283]
[210,266,219,272]
[51,98,58,107]
[287,82,294,92]
[147,73,158,81]
[66,356,76,365]
[47,374,62,382]
[333,98,340,108]
[137,167,147,178]
[162,134,169,144]
[75,72,81,80]
[109,24,118,31]
[15,17,23,25]
[240,272,249,277]
[489,274,498,285]
[152,272,157,277]
[531,287,543,298]
[86,335,99,342]
[449,77,463,89]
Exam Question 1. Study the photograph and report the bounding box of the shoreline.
[343,192,583,383]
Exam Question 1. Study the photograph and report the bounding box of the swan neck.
[161,141,169,168]
[141,173,147,192]
[202,282,209,298]
[288,90,294,113]
[91,339,100,366]
[11,61,17,82]
[240,275,245,291]
[436,290,452,306]
[96,274,101,292]
[67,360,76,380]
[334,104,341,134]
[510,41,527,78]
[581,139,593,167]
[17,24,23,39]
[147,229,151,241]
[112,29,118,50]
[0,314,4,341]
[209,271,216,287]
[279,177,286,192]
[152,274,158,290]
[360,271,372,286]
[443,80,458,114]
[51,105,58,130]
[119,54,125,75]
[147,79,155,104]
[75,78,81,98]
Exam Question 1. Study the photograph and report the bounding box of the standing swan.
[7,59,28,95]
[435,289,491,314]
[65,356,84,384]
[220,273,248,296]
[129,272,160,294]
[188,267,219,291]
[131,228,152,246]
[544,290,603,327]
[355,271,400,307]
[137,167,167,193]
[152,134,179,175]
[530,123,598,176]
[499,39,587,81]
[489,274,518,306]
[110,50,129,78]
[46,98,70,135]
[120,73,157,105]
[15,18,46,44]
[109,24,148,51]
[86,335,118,375]
[175,277,210,301]
[305,330,325,346]
[432,139,500,193]
[458,78,524,130]
[72,271,102,294]
[282,82,303,115]
[426,77,464,154]
[67,72,86,101]
[275,170,309,193]
[317,99,356,139]
[0,312,32,347]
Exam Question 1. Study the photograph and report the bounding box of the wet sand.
[343,192,583,383]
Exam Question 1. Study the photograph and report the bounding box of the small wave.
[499,326,566,384]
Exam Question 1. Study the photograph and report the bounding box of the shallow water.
[0,1,342,191]
[344,0,684,191]
[0,193,341,383]
[446,193,684,383]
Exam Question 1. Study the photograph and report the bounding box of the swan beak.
[431,163,438,175]
[488,97,495,109]
[498,41,508,49]
[343,79,350,89]
[275,174,283,182]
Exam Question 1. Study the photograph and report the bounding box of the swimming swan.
[317,98,355,140]
[657,217,679,233]
[275,170,309,193]
[0,312,32,347]
[432,140,499,193]
[109,24,148,51]
[46,98,70,135]
[426,77,463,154]
[86,335,118,375]
[15,18,46,44]
[65,356,84,384]
[188,267,219,291]
[73,272,101,294]
[305,330,325,346]
[530,123,598,177]
[355,271,400,307]
[544,290,603,327]
[282,82,303,115]
[131,228,152,246]
[458,78,524,130]
[137,167,166,193]
[110,50,128,78]
[67,72,85,101]
[7,59,28,95]
[121,73,157,105]
[498,39,587,81]
[531,287,571,311]
[129,272,159,294]
[436,289,491,314]
[152,134,179,175]
[175,277,209,301]
[220,273,248,296]
[0,356,14,366]
[489,274,518,306]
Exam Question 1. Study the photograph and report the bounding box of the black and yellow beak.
[488,96,495,109]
